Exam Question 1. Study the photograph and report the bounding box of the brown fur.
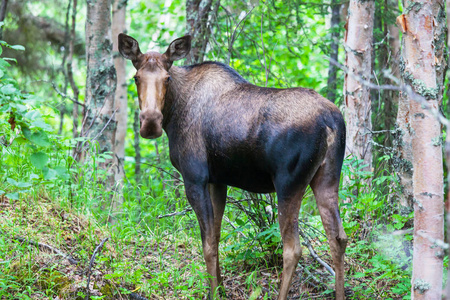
[119,33,347,300]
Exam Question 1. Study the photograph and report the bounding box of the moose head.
[118,33,191,139]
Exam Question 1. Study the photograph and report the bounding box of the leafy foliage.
[0,0,447,299]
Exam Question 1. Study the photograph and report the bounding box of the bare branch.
[299,229,336,276]
[327,56,450,127]
[0,229,78,264]
[157,208,192,219]
[85,238,109,300]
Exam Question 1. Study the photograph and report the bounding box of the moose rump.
[119,33,347,300]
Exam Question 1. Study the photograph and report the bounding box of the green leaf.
[7,177,31,188]
[22,127,51,147]
[16,181,32,188]
[6,178,18,186]
[5,193,19,200]
[0,58,10,68]
[1,84,17,95]
[235,218,245,226]
[10,45,25,51]
[43,168,57,180]
[0,190,4,195]
[30,152,48,169]
[54,166,69,179]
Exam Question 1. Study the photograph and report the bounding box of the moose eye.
[133,76,139,84]
[166,76,171,83]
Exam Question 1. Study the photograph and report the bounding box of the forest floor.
[0,192,402,300]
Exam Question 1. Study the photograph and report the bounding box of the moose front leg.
[185,181,223,298]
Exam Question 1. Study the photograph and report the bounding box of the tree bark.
[343,0,375,179]
[82,0,117,187]
[112,0,127,183]
[391,0,413,215]
[446,0,450,297]
[133,98,141,184]
[185,0,218,64]
[384,0,400,148]
[0,0,9,40]
[110,0,127,220]
[326,0,340,103]
[68,0,80,139]
[398,1,446,299]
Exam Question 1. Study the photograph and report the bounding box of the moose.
[118,33,347,300]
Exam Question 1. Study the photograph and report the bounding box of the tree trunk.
[446,0,450,297]
[112,0,127,180]
[185,0,218,64]
[385,0,400,148]
[398,1,446,298]
[68,0,80,139]
[391,0,413,216]
[82,0,117,187]
[343,0,375,179]
[111,0,127,220]
[394,89,414,215]
[326,0,340,103]
[0,0,8,40]
[445,133,450,299]
[133,98,141,184]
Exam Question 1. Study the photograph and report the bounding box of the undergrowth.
[0,39,438,299]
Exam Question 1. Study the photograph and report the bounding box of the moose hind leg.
[310,166,347,300]
[276,187,307,300]
[208,183,227,287]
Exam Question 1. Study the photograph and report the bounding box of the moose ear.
[164,35,192,63]
[118,33,143,68]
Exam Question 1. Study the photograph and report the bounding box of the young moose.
[119,33,347,300]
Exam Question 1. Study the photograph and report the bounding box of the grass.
[0,136,420,299]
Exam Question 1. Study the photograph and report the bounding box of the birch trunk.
[185,0,218,64]
[397,1,446,298]
[82,0,117,188]
[326,0,341,103]
[110,0,127,219]
[446,0,450,297]
[68,0,80,139]
[112,0,127,181]
[344,0,375,182]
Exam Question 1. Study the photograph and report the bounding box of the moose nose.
[139,110,163,139]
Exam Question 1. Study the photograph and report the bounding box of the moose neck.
[161,62,248,134]
[161,66,191,130]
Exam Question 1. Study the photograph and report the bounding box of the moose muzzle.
[139,109,163,139]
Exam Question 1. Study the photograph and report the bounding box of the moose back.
[118,33,347,300]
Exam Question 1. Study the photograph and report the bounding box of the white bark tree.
[82,0,117,187]
[397,1,446,298]
[343,0,375,183]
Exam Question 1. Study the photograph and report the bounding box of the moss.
[413,279,431,294]
[402,70,439,100]
[36,269,72,296]
[419,192,433,198]
[431,136,443,146]
[100,283,117,299]
[412,198,423,210]
[404,1,423,14]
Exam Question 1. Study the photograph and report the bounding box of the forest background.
[0,0,449,299]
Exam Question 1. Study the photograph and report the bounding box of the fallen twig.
[85,237,109,300]
[157,208,192,219]
[129,292,150,300]
[0,229,78,264]
[299,229,335,277]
